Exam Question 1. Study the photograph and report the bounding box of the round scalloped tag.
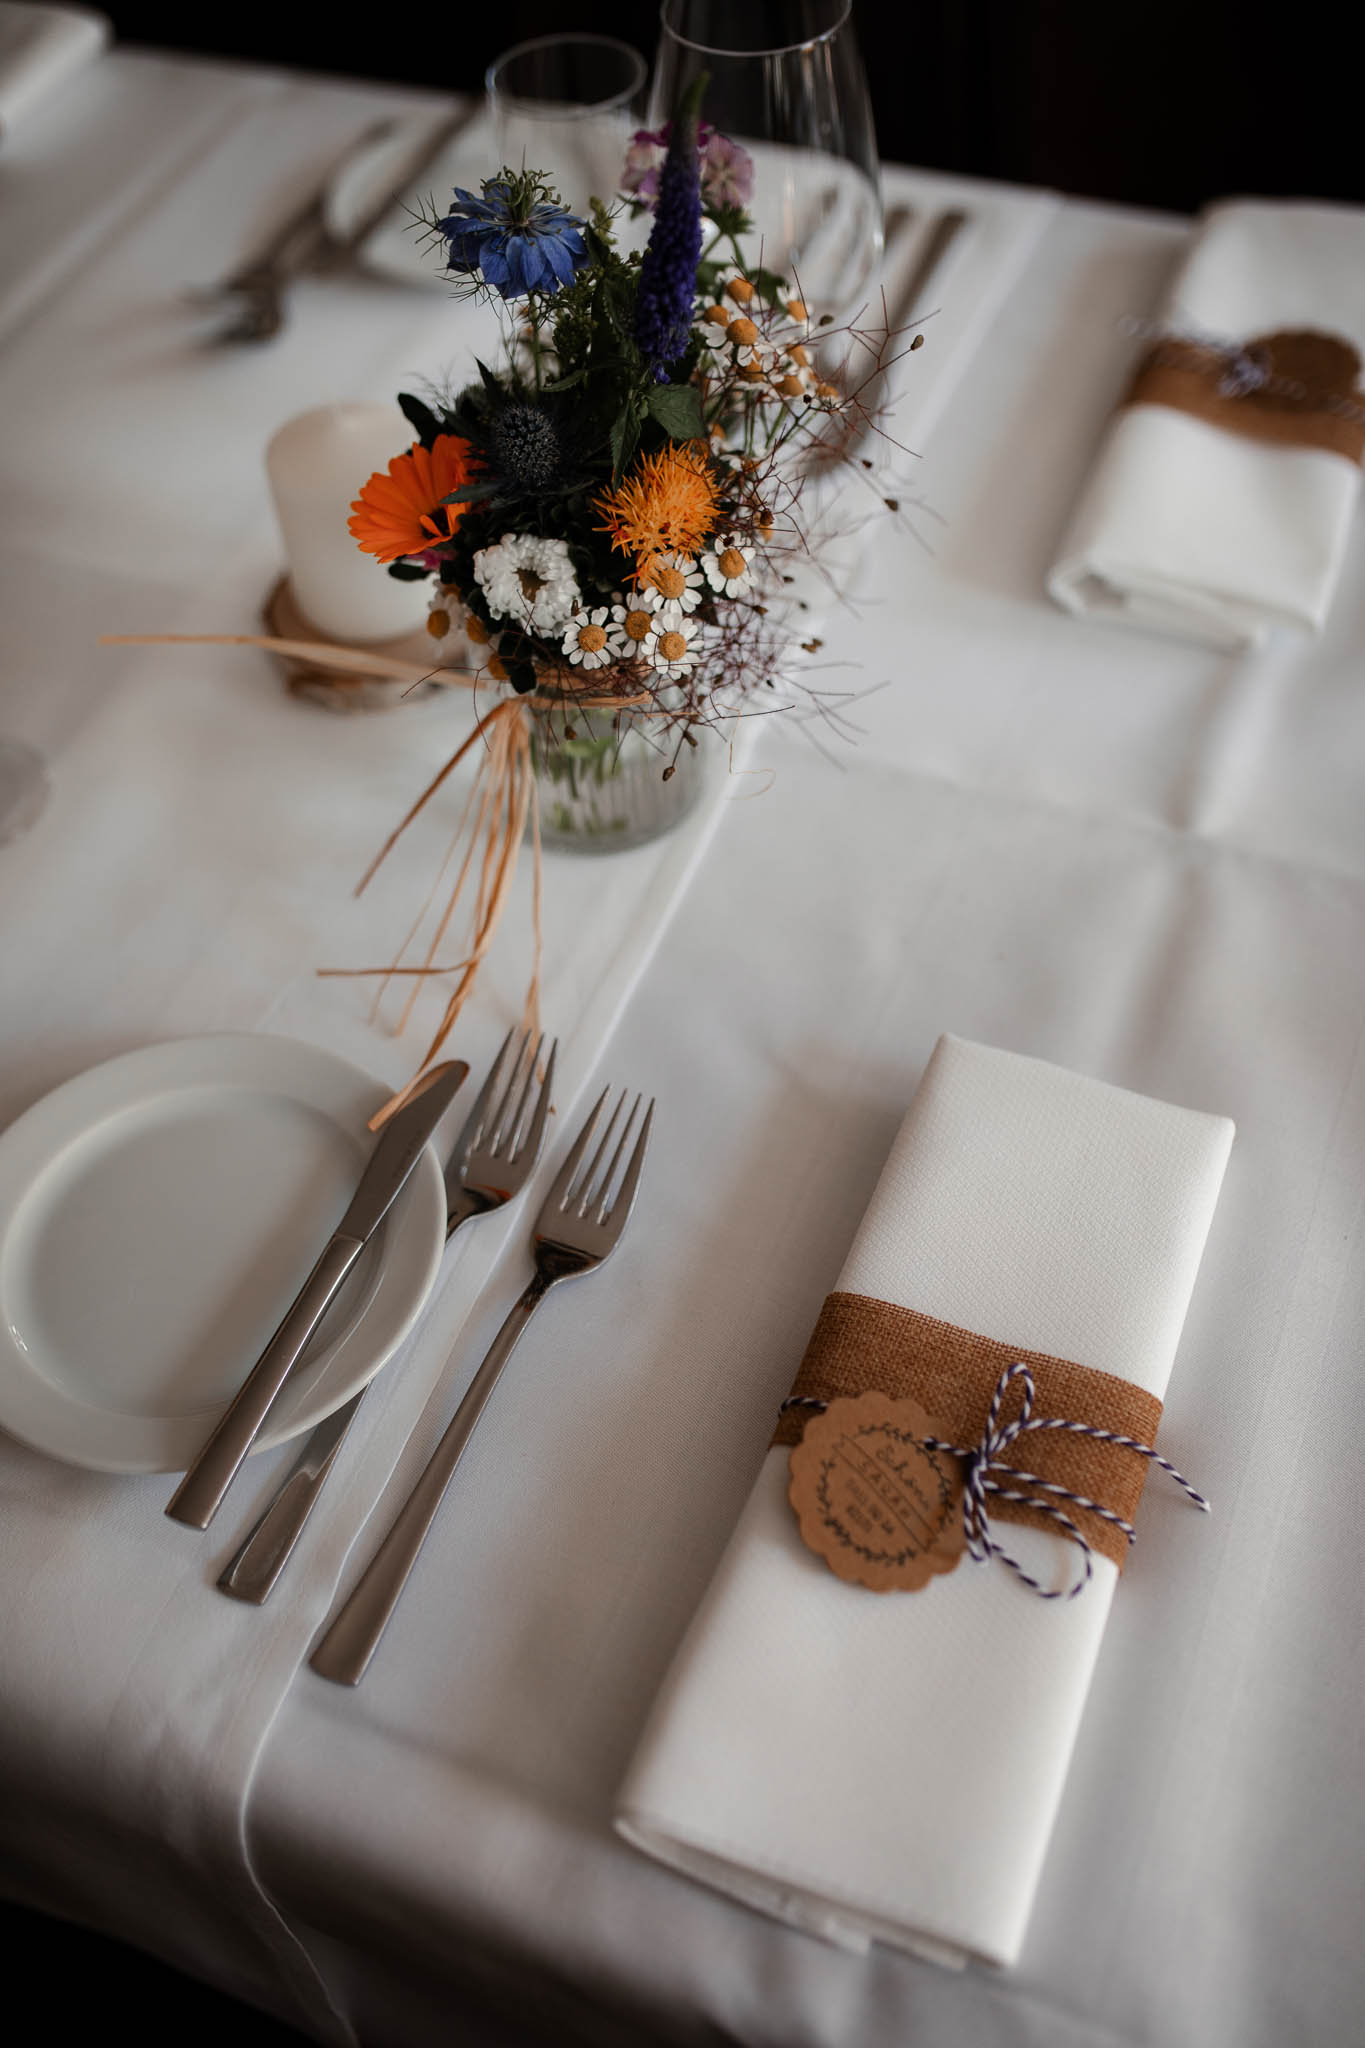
[787,1391,965,1593]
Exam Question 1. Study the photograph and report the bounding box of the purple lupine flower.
[633,87,706,379]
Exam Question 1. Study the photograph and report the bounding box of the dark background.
[105,0,1365,216]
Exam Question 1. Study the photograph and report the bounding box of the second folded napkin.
[615,1036,1233,1969]
[1048,199,1365,650]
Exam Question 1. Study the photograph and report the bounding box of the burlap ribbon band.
[773,1293,1165,1571]
[1124,328,1365,463]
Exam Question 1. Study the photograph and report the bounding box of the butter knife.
[166,1059,468,1531]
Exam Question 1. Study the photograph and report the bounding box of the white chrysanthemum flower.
[646,608,700,681]
[561,607,614,670]
[701,535,755,598]
[637,551,705,614]
[473,532,580,635]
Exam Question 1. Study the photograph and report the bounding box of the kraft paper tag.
[787,1391,964,1593]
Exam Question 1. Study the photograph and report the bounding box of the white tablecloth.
[2,47,1363,2048]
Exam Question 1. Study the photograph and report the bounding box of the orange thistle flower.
[348,435,481,563]
[594,442,723,584]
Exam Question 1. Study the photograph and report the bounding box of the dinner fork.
[216,1028,556,1604]
[309,1083,654,1685]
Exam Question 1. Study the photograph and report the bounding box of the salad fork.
[217,1028,556,1603]
[310,1083,654,1685]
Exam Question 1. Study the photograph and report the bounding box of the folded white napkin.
[1048,200,1365,650]
[616,1035,1233,1969]
[0,2,107,135]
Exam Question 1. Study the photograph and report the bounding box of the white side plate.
[0,1034,446,1473]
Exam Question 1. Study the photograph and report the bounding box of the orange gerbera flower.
[594,441,723,584]
[348,435,481,563]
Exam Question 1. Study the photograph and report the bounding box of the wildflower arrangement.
[341,78,913,1085]
[348,80,865,752]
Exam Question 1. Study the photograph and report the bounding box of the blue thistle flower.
[634,78,707,381]
[437,172,589,300]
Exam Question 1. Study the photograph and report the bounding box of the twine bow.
[782,1360,1209,1600]
[922,1362,1209,1600]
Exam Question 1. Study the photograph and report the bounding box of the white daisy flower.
[646,610,700,681]
[769,360,814,402]
[561,607,614,671]
[473,532,580,636]
[701,535,755,598]
[782,294,811,333]
[425,588,455,639]
[698,301,732,340]
[637,551,705,614]
[608,595,658,656]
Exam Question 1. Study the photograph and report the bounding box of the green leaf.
[437,482,497,507]
[475,358,503,399]
[540,368,587,392]
[397,392,443,447]
[646,384,705,440]
[386,561,430,582]
[610,403,641,480]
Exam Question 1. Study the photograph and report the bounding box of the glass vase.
[528,701,719,854]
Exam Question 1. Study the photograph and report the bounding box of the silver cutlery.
[310,1082,655,1686]
[309,101,478,277]
[166,1057,469,1531]
[217,1028,557,1603]
[200,117,400,343]
[895,206,970,328]
[828,203,971,462]
[206,101,478,343]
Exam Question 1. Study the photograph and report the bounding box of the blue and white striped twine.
[781,1360,1209,1601]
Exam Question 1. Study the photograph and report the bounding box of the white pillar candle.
[266,402,430,644]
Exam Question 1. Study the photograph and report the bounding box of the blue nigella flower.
[437,174,589,300]
[634,80,706,380]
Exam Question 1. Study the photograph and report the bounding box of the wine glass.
[648,0,884,325]
[487,34,649,218]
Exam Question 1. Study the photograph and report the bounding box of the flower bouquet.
[344,79,911,1075]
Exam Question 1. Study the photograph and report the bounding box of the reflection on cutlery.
[199,117,400,344]
[834,204,971,456]
[205,101,479,343]
[310,1081,654,1686]
[217,1029,557,1603]
[896,206,970,328]
[166,1058,468,1531]
[311,101,479,275]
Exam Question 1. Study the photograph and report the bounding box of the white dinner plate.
[0,1034,447,1473]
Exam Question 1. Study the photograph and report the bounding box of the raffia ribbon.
[100,627,660,1128]
[1124,327,1365,463]
[772,1293,1166,1571]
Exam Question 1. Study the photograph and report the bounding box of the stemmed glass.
[648,0,883,325]
[487,34,649,217]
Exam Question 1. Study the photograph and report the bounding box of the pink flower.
[621,126,668,201]
[700,131,754,212]
[621,121,752,216]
